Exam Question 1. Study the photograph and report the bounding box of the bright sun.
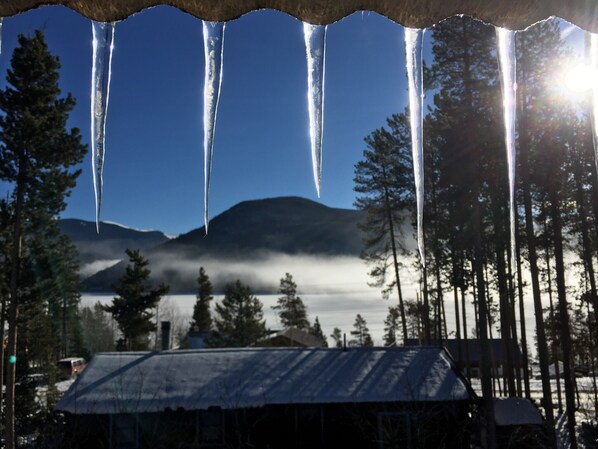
[564,63,597,93]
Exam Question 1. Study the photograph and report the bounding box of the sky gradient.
[0,6,416,235]
[0,8,586,236]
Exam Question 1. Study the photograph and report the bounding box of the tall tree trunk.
[506,251,523,397]
[435,264,443,341]
[422,264,431,344]
[517,45,556,444]
[549,189,578,449]
[473,190,496,448]
[453,283,461,351]
[573,156,598,338]
[0,293,6,434]
[544,211,563,414]
[515,236,531,398]
[5,153,26,449]
[383,187,408,345]
[461,285,471,379]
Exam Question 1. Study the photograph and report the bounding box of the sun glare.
[564,63,597,93]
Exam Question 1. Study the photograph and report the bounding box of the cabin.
[56,346,475,449]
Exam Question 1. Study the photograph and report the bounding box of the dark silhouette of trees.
[349,314,373,347]
[210,280,267,347]
[80,302,116,357]
[103,249,169,350]
[330,327,343,348]
[309,316,328,347]
[190,267,213,332]
[354,115,414,345]
[272,272,309,330]
[0,30,86,449]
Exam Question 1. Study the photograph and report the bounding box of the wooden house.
[56,346,475,449]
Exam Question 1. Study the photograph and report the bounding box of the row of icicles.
[0,17,598,269]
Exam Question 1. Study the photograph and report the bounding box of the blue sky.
[1,8,587,236]
[0,7,415,235]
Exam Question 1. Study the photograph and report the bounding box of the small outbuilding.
[56,346,475,449]
[494,397,547,449]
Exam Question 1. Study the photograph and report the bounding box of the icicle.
[303,23,327,197]
[91,21,115,233]
[590,33,598,177]
[496,27,517,272]
[404,28,425,267]
[0,18,3,56]
[202,21,225,234]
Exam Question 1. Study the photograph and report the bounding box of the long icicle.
[303,23,327,197]
[404,28,425,267]
[590,32,598,177]
[91,21,115,233]
[0,18,3,55]
[202,21,225,234]
[496,27,517,272]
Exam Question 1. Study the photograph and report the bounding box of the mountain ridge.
[80,196,367,293]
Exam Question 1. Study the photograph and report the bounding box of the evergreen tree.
[383,306,400,346]
[80,302,116,357]
[349,314,373,347]
[309,316,328,347]
[103,249,169,350]
[354,118,413,345]
[0,30,86,449]
[330,327,343,348]
[190,267,213,332]
[210,280,267,347]
[272,273,309,330]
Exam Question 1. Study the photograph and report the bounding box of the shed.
[494,398,547,449]
[57,346,475,449]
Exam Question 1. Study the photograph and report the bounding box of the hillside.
[58,219,171,277]
[83,197,368,292]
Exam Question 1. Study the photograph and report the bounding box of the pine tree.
[383,306,400,346]
[103,249,169,350]
[330,327,343,348]
[272,273,309,330]
[210,280,267,347]
[354,115,413,345]
[190,267,213,332]
[0,30,87,449]
[349,314,373,347]
[80,302,116,357]
[309,316,328,347]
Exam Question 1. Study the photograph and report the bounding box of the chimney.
[161,321,171,351]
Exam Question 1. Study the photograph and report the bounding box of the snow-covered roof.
[265,327,324,347]
[56,347,472,415]
[494,398,544,426]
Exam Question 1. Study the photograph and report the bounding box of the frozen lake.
[82,286,538,349]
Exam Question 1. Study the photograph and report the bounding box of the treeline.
[94,253,381,352]
[354,17,597,447]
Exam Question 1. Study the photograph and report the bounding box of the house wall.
[63,401,471,449]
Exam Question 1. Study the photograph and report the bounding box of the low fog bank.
[144,252,421,294]
[80,259,121,278]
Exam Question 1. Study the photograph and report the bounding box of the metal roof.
[56,346,472,415]
[494,398,544,426]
